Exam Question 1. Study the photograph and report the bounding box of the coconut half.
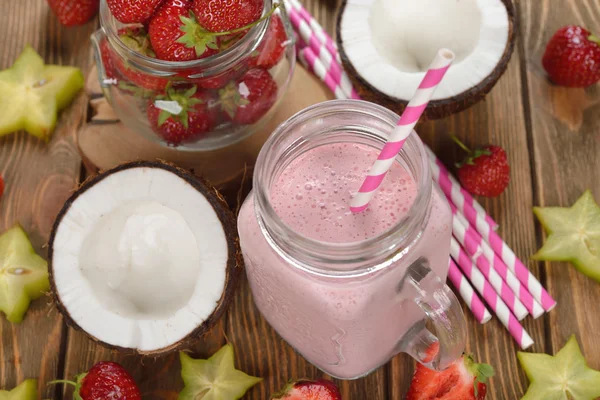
[337,0,515,119]
[48,161,241,355]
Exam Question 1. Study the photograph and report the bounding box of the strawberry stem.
[589,34,600,46]
[47,380,77,387]
[450,135,472,154]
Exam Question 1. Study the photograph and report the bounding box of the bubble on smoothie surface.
[270,143,417,243]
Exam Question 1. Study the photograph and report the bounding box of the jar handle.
[397,259,466,370]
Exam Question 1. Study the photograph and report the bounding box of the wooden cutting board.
[79,65,334,201]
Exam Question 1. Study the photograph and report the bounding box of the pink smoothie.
[238,142,452,379]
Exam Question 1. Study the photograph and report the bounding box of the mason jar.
[91,0,295,150]
[237,100,466,379]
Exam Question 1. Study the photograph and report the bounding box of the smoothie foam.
[271,143,416,243]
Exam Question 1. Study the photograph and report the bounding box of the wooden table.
[2,0,600,399]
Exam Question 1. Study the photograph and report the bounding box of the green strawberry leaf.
[157,109,171,126]
[518,335,600,400]
[178,344,262,400]
[533,190,600,282]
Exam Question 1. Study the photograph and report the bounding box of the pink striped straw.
[428,153,556,312]
[451,214,529,320]
[450,238,534,349]
[288,8,359,100]
[350,49,455,213]
[427,147,498,231]
[448,260,492,324]
[286,0,338,59]
[297,47,346,99]
[450,203,545,318]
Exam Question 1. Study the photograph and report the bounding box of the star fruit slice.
[0,225,50,323]
[178,344,262,400]
[533,190,600,282]
[0,46,83,140]
[0,379,38,400]
[518,335,600,400]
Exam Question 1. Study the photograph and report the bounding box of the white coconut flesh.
[51,167,229,352]
[339,0,509,100]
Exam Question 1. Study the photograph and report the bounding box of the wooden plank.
[521,0,600,369]
[0,1,94,397]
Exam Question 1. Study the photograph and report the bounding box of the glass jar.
[90,0,295,151]
[237,100,466,379]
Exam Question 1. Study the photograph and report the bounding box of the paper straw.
[450,238,534,349]
[297,47,346,100]
[428,153,556,312]
[451,214,529,320]
[450,203,545,319]
[350,49,455,213]
[448,259,492,324]
[427,147,498,230]
[288,8,359,99]
[286,0,338,58]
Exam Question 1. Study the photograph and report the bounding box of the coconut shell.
[336,0,516,120]
[48,160,243,356]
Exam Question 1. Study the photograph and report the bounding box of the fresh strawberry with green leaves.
[99,39,118,80]
[249,14,287,69]
[50,361,141,400]
[271,379,341,400]
[543,25,600,88]
[46,0,99,26]
[115,27,169,91]
[219,68,277,124]
[406,353,494,400]
[148,0,219,61]
[453,136,510,198]
[192,0,263,33]
[107,0,165,24]
[148,0,279,61]
[147,85,218,145]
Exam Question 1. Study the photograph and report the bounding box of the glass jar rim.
[253,99,433,277]
[99,0,272,75]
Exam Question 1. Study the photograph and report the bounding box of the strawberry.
[148,0,219,61]
[219,68,277,124]
[192,0,263,33]
[453,136,510,198]
[46,0,99,27]
[147,85,219,145]
[249,15,287,69]
[107,0,165,24]
[0,175,4,199]
[542,25,600,88]
[115,27,169,91]
[271,379,341,400]
[406,354,494,400]
[50,361,141,400]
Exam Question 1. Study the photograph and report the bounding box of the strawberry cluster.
[102,0,287,145]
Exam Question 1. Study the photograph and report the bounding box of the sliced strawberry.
[192,0,263,33]
[107,0,165,24]
[406,354,494,400]
[148,0,219,62]
[249,14,287,69]
[219,68,277,125]
[147,86,218,145]
[271,379,341,400]
[115,27,169,91]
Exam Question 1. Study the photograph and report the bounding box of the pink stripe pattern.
[350,49,455,213]
[451,214,529,320]
[450,203,545,318]
[448,260,492,324]
[450,238,534,349]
